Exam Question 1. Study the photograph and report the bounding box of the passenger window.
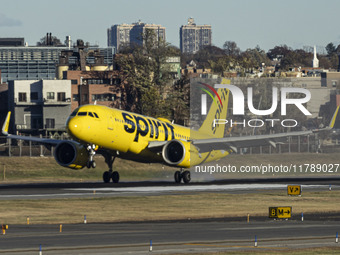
[88,112,94,118]
[93,112,99,118]
[77,112,87,116]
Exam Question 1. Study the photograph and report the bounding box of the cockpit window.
[70,108,79,116]
[77,112,87,116]
[88,112,94,118]
[93,112,99,118]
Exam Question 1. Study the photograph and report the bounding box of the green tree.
[115,29,184,120]
[325,42,336,56]
[267,45,292,60]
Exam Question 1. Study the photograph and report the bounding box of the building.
[180,18,212,54]
[107,22,166,52]
[62,70,121,111]
[321,72,340,88]
[107,23,134,51]
[0,38,115,83]
[8,80,71,134]
[56,40,120,111]
[0,38,25,47]
[0,46,67,83]
[0,70,8,124]
[165,56,181,80]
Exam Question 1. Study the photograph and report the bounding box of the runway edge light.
[336,232,338,243]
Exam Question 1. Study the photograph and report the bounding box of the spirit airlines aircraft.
[2,78,339,184]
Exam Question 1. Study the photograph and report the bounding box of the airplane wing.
[192,106,339,153]
[191,130,313,153]
[2,112,62,146]
[148,106,340,154]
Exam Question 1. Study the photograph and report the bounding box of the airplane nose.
[67,118,82,138]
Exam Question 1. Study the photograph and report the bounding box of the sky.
[1,0,340,52]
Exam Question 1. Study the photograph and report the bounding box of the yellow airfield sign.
[269,207,292,218]
[287,185,301,195]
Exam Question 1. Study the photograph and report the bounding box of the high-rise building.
[180,18,212,54]
[107,22,166,52]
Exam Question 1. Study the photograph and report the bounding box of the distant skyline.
[1,0,340,52]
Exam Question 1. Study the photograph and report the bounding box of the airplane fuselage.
[67,105,230,168]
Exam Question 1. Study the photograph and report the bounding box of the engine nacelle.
[54,141,88,169]
[162,140,191,168]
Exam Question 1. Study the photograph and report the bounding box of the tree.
[193,45,225,68]
[223,41,240,56]
[209,55,235,76]
[114,29,184,119]
[36,34,63,46]
[267,45,292,60]
[325,42,336,56]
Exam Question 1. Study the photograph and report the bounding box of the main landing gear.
[86,145,119,184]
[174,169,191,184]
[102,154,119,183]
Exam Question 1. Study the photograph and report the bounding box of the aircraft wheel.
[174,171,182,183]
[112,171,120,183]
[182,171,191,184]
[86,161,92,169]
[91,161,96,168]
[103,171,111,183]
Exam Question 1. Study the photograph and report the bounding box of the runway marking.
[184,243,289,249]
[66,184,331,193]
[0,184,335,200]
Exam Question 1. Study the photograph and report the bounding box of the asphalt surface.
[0,220,340,254]
[0,177,339,199]
[0,178,339,254]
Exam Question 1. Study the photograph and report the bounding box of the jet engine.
[54,141,88,169]
[162,140,190,167]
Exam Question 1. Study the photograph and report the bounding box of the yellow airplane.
[2,78,339,184]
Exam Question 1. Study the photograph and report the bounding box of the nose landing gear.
[86,144,97,169]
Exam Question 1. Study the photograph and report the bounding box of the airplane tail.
[2,111,11,135]
[329,106,340,129]
[198,78,230,138]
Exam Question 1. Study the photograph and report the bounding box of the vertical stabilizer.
[329,106,340,129]
[198,78,230,138]
[2,111,11,135]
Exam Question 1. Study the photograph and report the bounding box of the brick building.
[62,70,122,111]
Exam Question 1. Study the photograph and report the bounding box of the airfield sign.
[269,207,292,219]
[287,185,301,195]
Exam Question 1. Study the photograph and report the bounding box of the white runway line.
[66,184,333,193]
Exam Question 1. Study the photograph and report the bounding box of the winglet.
[329,106,340,129]
[2,111,11,135]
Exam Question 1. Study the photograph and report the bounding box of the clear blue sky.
[1,0,339,52]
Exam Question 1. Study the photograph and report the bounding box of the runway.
[0,178,339,254]
[1,220,339,254]
[0,177,339,200]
